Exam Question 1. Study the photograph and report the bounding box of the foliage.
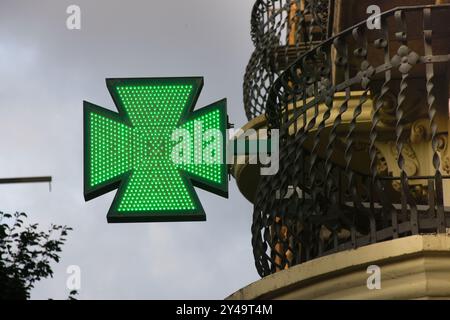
[0,211,72,300]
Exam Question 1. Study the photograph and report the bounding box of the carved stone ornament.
[410,119,432,144]
[389,141,420,177]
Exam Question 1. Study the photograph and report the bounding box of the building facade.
[230,0,450,299]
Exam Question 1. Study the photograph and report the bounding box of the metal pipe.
[0,176,52,184]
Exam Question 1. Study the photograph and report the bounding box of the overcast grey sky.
[0,0,258,299]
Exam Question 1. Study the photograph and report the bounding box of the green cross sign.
[84,78,228,223]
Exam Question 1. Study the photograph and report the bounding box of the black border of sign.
[83,77,228,223]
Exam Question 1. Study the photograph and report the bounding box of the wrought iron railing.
[244,0,332,120]
[252,4,450,277]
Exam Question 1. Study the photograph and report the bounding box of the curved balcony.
[250,3,450,277]
[243,0,331,120]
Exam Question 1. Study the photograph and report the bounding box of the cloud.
[0,0,259,299]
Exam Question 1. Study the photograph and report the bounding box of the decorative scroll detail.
[410,119,432,144]
[389,142,420,177]
[437,134,449,173]
[442,157,450,174]
[375,148,388,174]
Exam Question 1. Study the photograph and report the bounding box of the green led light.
[84,78,228,223]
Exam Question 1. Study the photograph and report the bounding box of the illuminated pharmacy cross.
[84,78,228,223]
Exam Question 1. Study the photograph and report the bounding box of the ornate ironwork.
[251,4,450,277]
[244,0,331,120]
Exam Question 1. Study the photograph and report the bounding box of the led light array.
[87,81,226,215]
[179,109,224,184]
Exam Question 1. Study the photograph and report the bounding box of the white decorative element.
[367,265,381,290]
[66,5,81,30]
[66,265,81,291]
[366,5,381,30]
